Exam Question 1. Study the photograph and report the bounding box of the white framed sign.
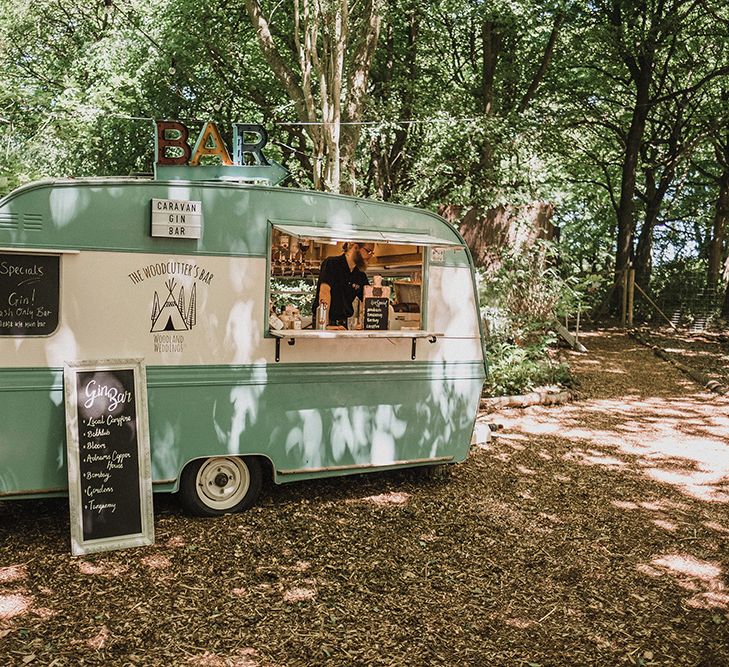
[430,246,446,263]
[151,198,202,239]
[64,358,154,555]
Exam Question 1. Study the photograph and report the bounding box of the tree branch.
[518,12,564,112]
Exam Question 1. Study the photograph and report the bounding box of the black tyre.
[179,456,262,516]
[411,463,453,481]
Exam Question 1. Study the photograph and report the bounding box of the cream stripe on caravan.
[270,222,463,247]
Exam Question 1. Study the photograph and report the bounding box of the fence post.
[621,269,628,326]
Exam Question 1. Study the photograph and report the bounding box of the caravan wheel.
[179,456,262,516]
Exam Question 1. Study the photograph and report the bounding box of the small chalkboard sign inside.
[363,297,390,330]
[64,359,154,555]
[0,253,60,336]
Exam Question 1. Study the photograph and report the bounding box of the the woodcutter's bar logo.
[128,260,214,353]
[150,279,196,333]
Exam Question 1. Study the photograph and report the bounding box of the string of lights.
[108,114,483,128]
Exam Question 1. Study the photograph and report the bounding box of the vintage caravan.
[0,169,486,515]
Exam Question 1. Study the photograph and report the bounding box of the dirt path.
[486,329,729,663]
[1,329,728,666]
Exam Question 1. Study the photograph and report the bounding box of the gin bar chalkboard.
[363,297,390,330]
[64,360,154,555]
[0,253,60,336]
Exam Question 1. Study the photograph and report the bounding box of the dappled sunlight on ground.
[283,585,317,603]
[77,560,129,577]
[186,649,261,667]
[639,554,728,610]
[356,491,411,506]
[483,329,729,628]
[141,554,172,570]
[704,520,729,534]
[165,535,186,548]
[0,565,26,583]
[494,351,729,503]
[0,593,32,620]
[87,625,110,650]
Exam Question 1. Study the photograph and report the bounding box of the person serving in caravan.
[313,242,373,329]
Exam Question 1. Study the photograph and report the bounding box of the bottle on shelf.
[269,305,284,331]
[280,305,294,330]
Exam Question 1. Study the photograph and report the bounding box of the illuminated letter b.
[156,121,192,166]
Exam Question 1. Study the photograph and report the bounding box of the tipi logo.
[150,279,197,332]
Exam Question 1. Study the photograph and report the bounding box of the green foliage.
[481,240,577,335]
[0,0,726,315]
[484,335,572,397]
[479,239,598,396]
[270,279,315,317]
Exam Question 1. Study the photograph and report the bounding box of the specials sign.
[64,359,154,555]
[151,198,202,239]
[0,253,60,336]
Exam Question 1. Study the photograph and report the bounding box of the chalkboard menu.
[64,359,154,555]
[0,253,60,336]
[363,297,390,330]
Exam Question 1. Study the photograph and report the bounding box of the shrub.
[479,240,588,397]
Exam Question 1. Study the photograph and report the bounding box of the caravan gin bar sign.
[151,198,202,239]
[64,359,154,555]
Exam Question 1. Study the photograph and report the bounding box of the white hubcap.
[196,457,250,510]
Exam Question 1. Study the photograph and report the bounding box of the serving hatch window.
[268,225,432,332]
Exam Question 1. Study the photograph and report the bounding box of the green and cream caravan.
[0,178,486,515]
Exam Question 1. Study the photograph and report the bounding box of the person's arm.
[319,284,343,329]
[319,282,332,311]
[316,264,344,329]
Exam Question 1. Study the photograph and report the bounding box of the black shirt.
[314,253,369,325]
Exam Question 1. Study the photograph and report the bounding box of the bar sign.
[151,198,202,239]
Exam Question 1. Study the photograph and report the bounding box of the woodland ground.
[641,328,729,388]
[1,329,728,667]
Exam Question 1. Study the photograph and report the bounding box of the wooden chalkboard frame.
[64,359,154,556]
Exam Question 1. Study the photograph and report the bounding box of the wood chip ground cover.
[1,330,728,666]
[641,328,729,387]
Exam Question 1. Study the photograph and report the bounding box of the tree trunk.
[707,167,729,290]
[608,0,657,304]
[634,217,655,291]
[246,0,382,194]
[708,174,729,289]
[368,4,418,201]
[635,145,679,291]
[339,0,383,194]
[450,202,556,270]
[470,18,500,198]
[615,71,651,282]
